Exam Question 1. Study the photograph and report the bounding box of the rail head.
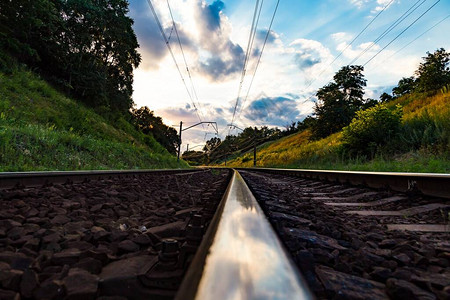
[176,170,313,300]
[236,167,450,199]
[0,168,202,189]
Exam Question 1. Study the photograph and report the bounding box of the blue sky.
[128,0,450,149]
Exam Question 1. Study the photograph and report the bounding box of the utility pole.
[177,121,182,162]
[177,121,218,162]
[187,144,189,152]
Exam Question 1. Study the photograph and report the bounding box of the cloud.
[365,84,395,99]
[202,0,224,31]
[331,32,352,43]
[129,0,245,80]
[349,0,370,9]
[373,0,396,12]
[160,107,199,124]
[199,41,244,81]
[129,0,168,69]
[348,0,397,12]
[289,39,332,77]
[243,96,303,127]
[256,29,278,44]
[195,1,245,81]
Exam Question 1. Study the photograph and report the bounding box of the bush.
[342,104,402,156]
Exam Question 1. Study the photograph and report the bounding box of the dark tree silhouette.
[392,77,416,98]
[415,48,450,93]
[0,0,141,114]
[312,65,367,139]
[131,107,179,154]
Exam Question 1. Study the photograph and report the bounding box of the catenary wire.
[301,0,395,91]
[235,0,281,122]
[229,0,264,132]
[145,0,203,124]
[349,0,426,65]
[166,0,206,124]
[299,0,435,104]
[374,13,450,68]
[363,0,441,66]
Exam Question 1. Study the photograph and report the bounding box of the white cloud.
[348,0,397,12]
[288,39,334,83]
[331,32,353,43]
[373,0,396,12]
[349,0,370,9]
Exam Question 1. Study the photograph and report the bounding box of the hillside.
[0,65,188,171]
[222,90,450,173]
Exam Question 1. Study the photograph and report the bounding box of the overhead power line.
[230,0,264,131]
[235,0,281,123]
[363,0,441,66]
[302,0,395,91]
[378,13,450,66]
[349,0,426,65]
[166,0,205,123]
[330,0,396,67]
[145,0,203,124]
[299,0,440,105]
[297,0,395,104]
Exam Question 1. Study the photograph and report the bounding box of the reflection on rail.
[177,170,313,300]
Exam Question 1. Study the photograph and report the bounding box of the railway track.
[237,169,450,300]
[0,168,449,299]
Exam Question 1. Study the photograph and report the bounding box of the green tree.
[379,92,393,102]
[131,107,179,154]
[203,137,221,153]
[1,0,141,114]
[58,0,141,112]
[0,0,62,68]
[296,116,316,131]
[415,48,450,93]
[312,65,367,138]
[392,77,416,98]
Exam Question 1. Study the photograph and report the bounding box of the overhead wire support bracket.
[182,122,218,133]
[227,124,245,132]
[177,121,218,162]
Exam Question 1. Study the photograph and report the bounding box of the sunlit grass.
[222,89,450,173]
[0,66,188,171]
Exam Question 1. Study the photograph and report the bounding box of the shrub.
[342,104,402,156]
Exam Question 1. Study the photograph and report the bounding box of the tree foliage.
[131,107,179,155]
[415,48,450,93]
[379,92,393,102]
[312,65,367,139]
[342,104,403,156]
[203,137,221,153]
[0,0,141,114]
[392,77,416,98]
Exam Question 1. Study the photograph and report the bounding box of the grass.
[0,65,188,171]
[222,90,450,173]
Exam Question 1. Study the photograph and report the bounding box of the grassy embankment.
[0,65,189,171]
[222,91,450,173]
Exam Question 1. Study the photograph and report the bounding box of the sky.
[128,0,450,151]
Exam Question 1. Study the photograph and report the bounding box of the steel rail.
[176,170,313,300]
[0,168,203,189]
[236,168,450,199]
